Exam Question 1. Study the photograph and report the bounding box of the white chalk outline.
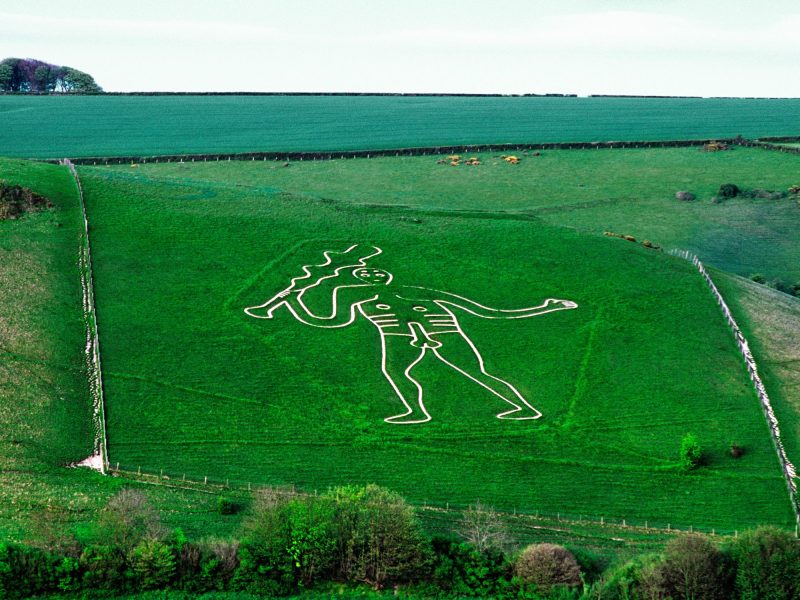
[245,245,578,424]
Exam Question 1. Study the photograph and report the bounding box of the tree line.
[1,483,799,599]
[0,57,103,94]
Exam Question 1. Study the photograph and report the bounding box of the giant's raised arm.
[400,286,577,319]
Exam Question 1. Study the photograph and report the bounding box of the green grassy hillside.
[0,159,92,469]
[76,157,795,531]
[714,272,800,471]
[107,146,800,282]
[0,159,252,543]
[2,95,800,158]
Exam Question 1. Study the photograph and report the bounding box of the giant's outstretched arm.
[245,288,378,328]
[399,286,577,319]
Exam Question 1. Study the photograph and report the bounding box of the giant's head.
[352,267,393,285]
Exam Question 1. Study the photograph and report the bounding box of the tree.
[92,489,165,558]
[514,543,581,594]
[458,500,509,553]
[729,526,800,600]
[327,484,431,586]
[0,63,12,91]
[130,538,176,590]
[680,432,703,471]
[429,537,510,598]
[59,67,103,94]
[27,505,80,557]
[659,534,731,600]
[0,57,102,93]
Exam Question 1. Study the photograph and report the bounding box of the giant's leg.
[380,335,431,424]
[431,332,542,420]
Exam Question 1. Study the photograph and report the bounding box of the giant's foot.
[496,406,542,420]
[384,411,432,425]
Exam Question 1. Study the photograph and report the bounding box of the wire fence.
[107,464,789,539]
[670,249,800,533]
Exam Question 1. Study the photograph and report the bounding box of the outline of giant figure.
[245,245,578,424]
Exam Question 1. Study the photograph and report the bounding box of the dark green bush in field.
[768,278,796,296]
[749,273,767,284]
[730,442,744,458]
[218,497,238,515]
[680,433,704,471]
[729,526,800,600]
[718,183,740,198]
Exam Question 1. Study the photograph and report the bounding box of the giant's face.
[353,267,392,285]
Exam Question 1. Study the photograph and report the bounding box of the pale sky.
[1,0,798,96]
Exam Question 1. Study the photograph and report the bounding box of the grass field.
[0,159,92,470]
[0,159,260,543]
[108,146,800,282]
[73,146,797,532]
[714,272,800,470]
[3,95,800,158]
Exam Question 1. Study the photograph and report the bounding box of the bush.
[729,526,800,600]
[326,484,431,586]
[428,537,510,598]
[769,278,795,296]
[237,493,333,593]
[749,273,767,284]
[680,433,703,471]
[718,183,740,198]
[130,538,176,590]
[730,442,744,458]
[514,543,581,594]
[588,554,664,600]
[79,544,127,591]
[675,191,696,201]
[659,534,731,600]
[218,497,238,515]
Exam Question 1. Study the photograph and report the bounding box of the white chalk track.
[245,244,578,424]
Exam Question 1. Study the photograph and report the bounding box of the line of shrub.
[2,485,799,599]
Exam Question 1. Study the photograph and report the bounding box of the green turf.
[108,146,800,283]
[713,272,800,473]
[0,158,92,470]
[75,157,795,532]
[3,95,800,158]
[0,158,257,543]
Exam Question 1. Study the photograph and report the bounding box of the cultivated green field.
[3,95,800,158]
[73,145,799,532]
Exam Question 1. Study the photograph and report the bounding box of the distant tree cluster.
[0,57,102,93]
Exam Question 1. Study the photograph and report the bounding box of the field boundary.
[671,249,799,532]
[47,137,741,166]
[63,158,109,474]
